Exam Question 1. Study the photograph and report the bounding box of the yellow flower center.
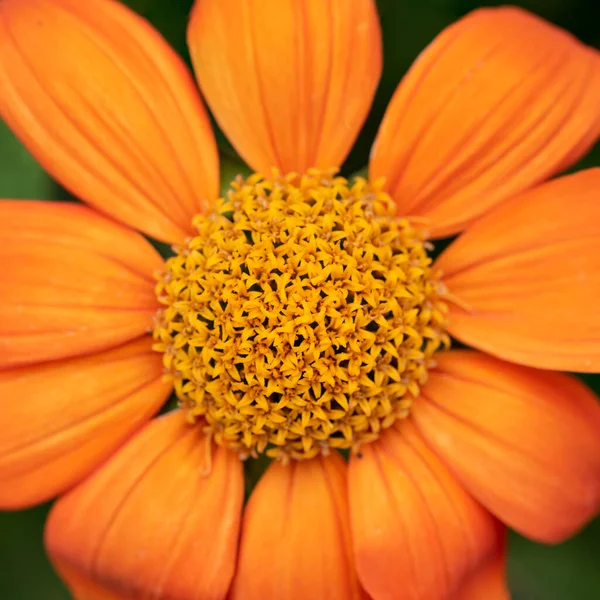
[153,169,449,461]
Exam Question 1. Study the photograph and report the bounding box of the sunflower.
[1,0,599,599]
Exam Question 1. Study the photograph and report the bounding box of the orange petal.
[349,419,498,600]
[0,201,162,368]
[412,351,600,543]
[436,169,600,372]
[0,0,218,243]
[454,545,510,600]
[0,336,170,509]
[188,0,381,174]
[370,7,600,237]
[231,453,364,600]
[45,411,243,600]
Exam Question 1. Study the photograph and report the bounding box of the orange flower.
[1,0,599,599]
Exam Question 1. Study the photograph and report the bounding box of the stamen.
[153,169,449,460]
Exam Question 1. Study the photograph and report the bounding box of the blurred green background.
[1,0,599,598]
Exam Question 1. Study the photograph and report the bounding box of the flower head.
[155,169,449,460]
[0,1,599,599]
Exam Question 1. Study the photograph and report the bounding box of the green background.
[1,0,599,598]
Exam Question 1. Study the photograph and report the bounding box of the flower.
[0,0,599,598]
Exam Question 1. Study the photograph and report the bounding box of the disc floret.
[153,169,449,461]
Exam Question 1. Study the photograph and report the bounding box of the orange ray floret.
[0,337,170,509]
[188,0,382,175]
[0,201,162,368]
[46,411,244,600]
[412,351,600,543]
[0,0,219,243]
[370,7,600,237]
[348,419,500,600]
[231,453,363,599]
[436,170,600,372]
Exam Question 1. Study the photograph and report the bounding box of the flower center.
[153,169,449,461]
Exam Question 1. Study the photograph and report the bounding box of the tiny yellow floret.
[153,169,449,461]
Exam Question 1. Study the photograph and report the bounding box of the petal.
[45,411,243,600]
[349,419,499,600]
[188,0,381,174]
[231,453,364,600]
[0,201,162,368]
[454,546,510,600]
[0,336,170,509]
[0,0,218,243]
[370,7,600,237]
[436,169,600,372]
[412,351,600,543]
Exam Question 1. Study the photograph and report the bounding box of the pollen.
[153,169,449,461]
